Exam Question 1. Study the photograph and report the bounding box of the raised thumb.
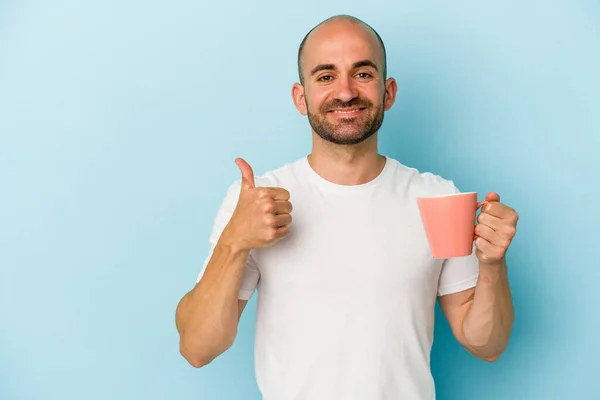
[235,157,255,189]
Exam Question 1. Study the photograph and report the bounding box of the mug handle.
[473,200,488,241]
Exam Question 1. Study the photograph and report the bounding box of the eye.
[317,75,333,82]
[356,72,372,79]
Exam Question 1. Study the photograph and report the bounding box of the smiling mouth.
[328,107,366,116]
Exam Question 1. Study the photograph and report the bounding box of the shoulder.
[223,157,306,194]
[384,156,460,197]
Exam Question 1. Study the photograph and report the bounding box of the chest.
[251,189,443,297]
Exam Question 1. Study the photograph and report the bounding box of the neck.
[307,131,386,186]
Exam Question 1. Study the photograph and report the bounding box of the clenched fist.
[474,192,518,265]
[222,158,293,252]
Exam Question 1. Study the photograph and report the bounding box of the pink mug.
[416,192,486,258]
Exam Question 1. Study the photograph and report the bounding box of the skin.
[291,17,397,186]
[175,16,517,368]
[292,18,516,362]
[439,192,517,362]
[175,159,292,367]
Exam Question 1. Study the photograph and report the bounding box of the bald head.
[297,15,387,85]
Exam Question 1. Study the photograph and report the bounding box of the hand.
[222,158,293,252]
[474,192,519,264]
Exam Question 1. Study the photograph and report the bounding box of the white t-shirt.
[197,155,479,400]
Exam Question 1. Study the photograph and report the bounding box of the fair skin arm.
[175,158,292,368]
[438,192,518,362]
[438,259,514,362]
[175,235,250,367]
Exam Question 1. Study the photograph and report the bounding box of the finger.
[274,213,292,227]
[478,212,517,239]
[235,157,255,189]
[275,225,290,240]
[257,187,290,201]
[484,192,500,202]
[481,201,518,221]
[475,237,505,262]
[272,200,293,214]
[474,222,511,248]
[477,212,505,231]
[271,188,290,201]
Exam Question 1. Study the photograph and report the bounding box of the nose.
[333,74,358,103]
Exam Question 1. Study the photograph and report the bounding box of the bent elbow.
[187,354,214,368]
[179,333,236,368]
[180,344,214,368]
[482,354,501,363]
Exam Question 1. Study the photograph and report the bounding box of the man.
[175,14,517,400]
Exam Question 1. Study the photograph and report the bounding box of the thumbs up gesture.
[222,158,293,252]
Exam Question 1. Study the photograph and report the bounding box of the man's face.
[293,22,396,145]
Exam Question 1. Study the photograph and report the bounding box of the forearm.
[176,233,249,367]
[462,259,514,360]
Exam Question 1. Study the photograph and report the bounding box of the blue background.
[1,1,598,399]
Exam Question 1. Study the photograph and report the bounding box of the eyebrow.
[310,59,379,76]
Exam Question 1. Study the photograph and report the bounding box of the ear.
[383,77,398,111]
[291,82,308,115]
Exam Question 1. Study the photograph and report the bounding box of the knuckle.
[258,189,270,199]
[264,214,275,226]
[505,226,516,237]
[262,202,274,213]
[265,228,278,241]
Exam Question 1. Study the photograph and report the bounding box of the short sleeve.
[437,248,479,296]
[436,180,480,296]
[196,179,260,300]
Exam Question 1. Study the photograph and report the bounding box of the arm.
[438,258,514,362]
[439,192,518,362]
[175,233,250,368]
[175,158,292,368]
